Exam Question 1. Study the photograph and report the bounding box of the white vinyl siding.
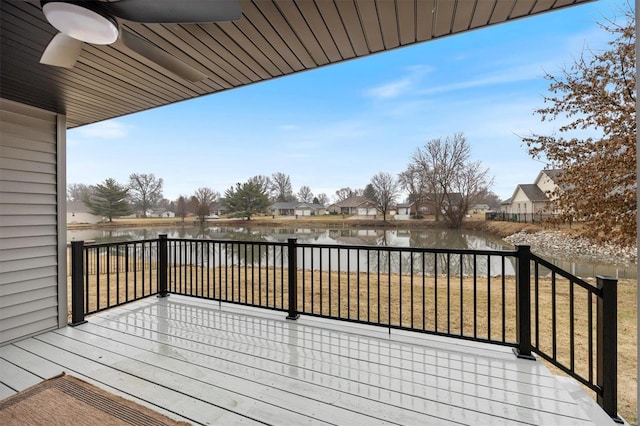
[0,98,64,345]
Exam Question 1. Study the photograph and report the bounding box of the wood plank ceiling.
[1,0,591,129]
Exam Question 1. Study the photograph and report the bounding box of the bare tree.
[409,133,491,228]
[477,191,502,210]
[190,187,219,224]
[334,187,362,203]
[522,5,635,245]
[369,172,400,221]
[297,185,313,203]
[398,163,430,205]
[270,172,295,202]
[315,193,329,206]
[67,183,92,202]
[249,174,271,194]
[129,173,163,217]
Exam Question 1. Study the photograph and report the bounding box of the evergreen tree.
[83,178,132,222]
[224,177,270,220]
[363,184,377,201]
[175,196,188,222]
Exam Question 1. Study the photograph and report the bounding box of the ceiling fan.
[39,0,242,81]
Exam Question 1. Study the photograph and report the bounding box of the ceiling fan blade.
[104,0,241,23]
[119,29,207,82]
[40,32,83,67]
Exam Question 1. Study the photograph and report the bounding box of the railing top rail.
[530,253,598,294]
[296,241,516,257]
[167,238,288,247]
[79,236,520,257]
[82,238,160,248]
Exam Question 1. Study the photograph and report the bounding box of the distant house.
[502,169,563,219]
[269,202,297,216]
[67,201,102,224]
[146,209,175,218]
[395,203,412,219]
[268,202,326,216]
[326,203,340,214]
[499,198,513,214]
[210,199,228,216]
[470,204,490,214]
[335,196,377,216]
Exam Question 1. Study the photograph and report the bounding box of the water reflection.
[67,226,636,279]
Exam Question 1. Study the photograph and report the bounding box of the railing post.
[70,240,87,326]
[286,238,299,320]
[596,276,621,422]
[158,234,169,298]
[513,245,534,360]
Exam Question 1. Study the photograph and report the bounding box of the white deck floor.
[0,295,618,425]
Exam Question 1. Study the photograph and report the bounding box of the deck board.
[0,295,616,425]
[0,357,42,391]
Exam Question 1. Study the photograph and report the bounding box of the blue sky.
[68,0,628,202]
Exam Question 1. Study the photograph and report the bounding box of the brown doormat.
[0,373,191,425]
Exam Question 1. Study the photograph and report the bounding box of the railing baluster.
[446,252,450,334]
[552,270,557,360]
[399,252,402,327]
[588,291,593,384]
[422,252,425,331]
[434,253,438,332]
[534,262,539,349]
[348,249,351,320]
[459,253,463,336]
[570,280,575,372]
[377,250,380,324]
[367,249,370,322]
[410,252,414,329]
[473,254,477,338]
[501,256,506,342]
[357,248,360,322]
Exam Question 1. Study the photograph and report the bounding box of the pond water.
[67,225,636,279]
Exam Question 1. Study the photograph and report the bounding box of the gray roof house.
[66,200,103,224]
[503,169,564,217]
[335,195,377,215]
[0,2,623,425]
[268,202,325,216]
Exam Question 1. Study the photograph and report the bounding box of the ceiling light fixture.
[42,1,118,45]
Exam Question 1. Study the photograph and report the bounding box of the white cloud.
[365,65,434,100]
[75,120,130,139]
[366,77,414,99]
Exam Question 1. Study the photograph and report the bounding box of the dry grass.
[69,266,637,424]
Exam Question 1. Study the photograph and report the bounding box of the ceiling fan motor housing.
[41,0,119,44]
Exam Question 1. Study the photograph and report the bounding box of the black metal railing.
[68,235,621,422]
[69,239,160,321]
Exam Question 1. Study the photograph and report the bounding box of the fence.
[486,211,560,224]
[68,235,621,422]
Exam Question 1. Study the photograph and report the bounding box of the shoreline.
[67,216,637,265]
